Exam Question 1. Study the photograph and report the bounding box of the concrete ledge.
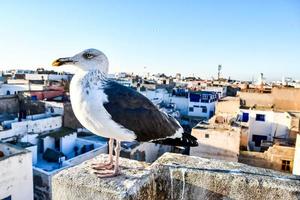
[52,154,155,200]
[152,153,300,200]
[52,153,300,200]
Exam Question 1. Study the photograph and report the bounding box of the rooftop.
[0,142,29,161]
[37,127,75,139]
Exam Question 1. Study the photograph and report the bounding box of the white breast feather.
[70,71,136,141]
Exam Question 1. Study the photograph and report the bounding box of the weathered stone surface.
[52,154,155,200]
[153,153,300,200]
[52,153,300,200]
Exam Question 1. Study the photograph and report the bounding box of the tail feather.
[152,132,198,147]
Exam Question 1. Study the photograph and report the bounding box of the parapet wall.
[0,95,19,114]
[52,153,300,200]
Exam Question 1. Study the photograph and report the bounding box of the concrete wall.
[26,145,38,165]
[239,88,300,112]
[20,133,39,145]
[239,145,295,173]
[33,166,68,200]
[272,88,300,111]
[63,103,83,129]
[0,144,33,200]
[64,146,107,166]
[43,137,55,152]
[60,133,77,157]
[0,116,62,141]
[239,92,273,107]
[52,153,300,200]
[293,134,300,175]
[0,95,19,114]
[191,127,240,161]
[21,98,46,115]
[33,167,53,200]
[75,138,104,149]
[26,116,62,133]
[122,142,173,163]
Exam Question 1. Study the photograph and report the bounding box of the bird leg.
[92,138,114,170]
[95,140,121,178]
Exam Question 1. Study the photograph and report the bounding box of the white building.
[141,88,217,120]
[203,86,227,99]
[0,83,44,95]
[188,92,217,119]
[0,143,33,200]
[25,74,70,81]
[31,129,107,200]
[0,114,62,142]
[239,108,292,150]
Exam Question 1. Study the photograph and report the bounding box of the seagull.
[52,49,198,177]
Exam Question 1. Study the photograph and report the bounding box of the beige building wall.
[239,145,295,173]
[238,92,273,107]
[215,97,240,117]
[239,88,300,112]
[191,127,240,162]
[272,88,300,111]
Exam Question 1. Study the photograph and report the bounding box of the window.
[201,106,207,113]
[252,135,267,147]
[190,93,200,102]
[189,107,194,112]
[255,114,265,122]
[205,134,209,138]
[242,112,249,122]
[282,160,291,171]
[55,138,60,150]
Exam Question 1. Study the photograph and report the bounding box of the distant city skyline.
[0,1,299,81]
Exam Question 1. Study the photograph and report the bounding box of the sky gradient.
[0,1,299,80]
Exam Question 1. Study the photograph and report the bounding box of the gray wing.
[103,80,182,142]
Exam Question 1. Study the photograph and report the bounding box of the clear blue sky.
[0,1,299,80]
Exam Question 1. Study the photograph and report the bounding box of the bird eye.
[84,53,94,59]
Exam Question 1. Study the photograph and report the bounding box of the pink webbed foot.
[91,162,114,170]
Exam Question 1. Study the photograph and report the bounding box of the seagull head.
[52,48,109,73]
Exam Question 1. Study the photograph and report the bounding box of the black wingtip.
[152,132,198,147]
